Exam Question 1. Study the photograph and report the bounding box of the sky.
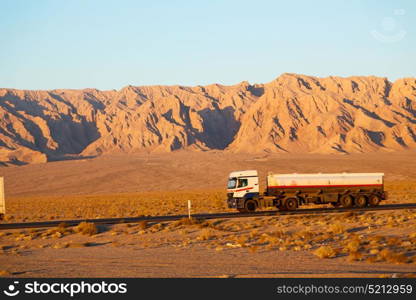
[0,0,415,90]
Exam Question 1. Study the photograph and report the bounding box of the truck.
[226,170,387,212]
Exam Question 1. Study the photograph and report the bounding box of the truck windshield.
[227,178,237,189]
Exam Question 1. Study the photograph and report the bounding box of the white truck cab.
[227,170,259,211]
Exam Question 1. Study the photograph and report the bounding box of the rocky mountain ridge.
[1,73,415,165]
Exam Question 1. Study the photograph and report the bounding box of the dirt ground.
[0,210,416,278]
[0,151,416,277]
[2,150,416,198]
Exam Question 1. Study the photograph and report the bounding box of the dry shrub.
[313,246,337,259]
[197,229,216,241]
[149,223,164,233]
[369,249,380,255]
[345,240,361,253]
[328,223,345,234]
[378,249,392,260]
[294,239,306,246]
[249,229,260,239]
[138,220,148,230]
[53,242,69,249]
[0,270,11,276]
[400,241,412,249]
[58,222,69,229]
[377,249,409,264]
[366,256,378,263]
[265,243,276,251]
[386,253,407,264]
[348,251,363,262]
[368,235,384,244]
[314,233,332,243]
[3,215,14,222]
[386,237,400,246]
[294,230,314,240]
[260,234,279,246]
[235,235,248,246]
[387,253,409,264]
[48,225,68,236]
[302,243,311,250]
[172,217,201,227]
[74,222,98,236]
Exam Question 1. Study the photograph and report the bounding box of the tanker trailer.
[226,170,387,212]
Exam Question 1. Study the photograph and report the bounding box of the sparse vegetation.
[0,178,415,278]
[0,270,11,276]
[138,220,148,230]
[3,190,228,222]
[73,222,98,236]
[345,240,361,253]
[313,246,337,259]
[172,217,202,227]
[197,229,216,241]
[328,223,345,234]
[348,251,363,262]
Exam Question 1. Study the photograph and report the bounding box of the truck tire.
[284,198,298,211]
[355,195,367,208]
[340,195,354,208]
[278,204,287,211]
[368,195,381,207]
[244,199,257,212]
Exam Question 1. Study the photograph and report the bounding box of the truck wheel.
[340,195,354,208]
[278,204,287,211]
[244,200,257,212]
[285,198,298,211]
[355,195,367,208]
[368,195,381,207]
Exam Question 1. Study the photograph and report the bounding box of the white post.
[0,177,5,217]
[187,200,191,219]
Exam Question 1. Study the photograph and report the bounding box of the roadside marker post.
[0,177,5,219]
[187,200,192,219]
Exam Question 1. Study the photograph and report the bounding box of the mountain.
[1,73,415,165]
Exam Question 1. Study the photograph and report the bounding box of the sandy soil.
[0,151,416,277]
[1,150,416,198]
[2,244,415,278]
[1,210,416,278]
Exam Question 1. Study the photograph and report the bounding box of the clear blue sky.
[0,0,415,90]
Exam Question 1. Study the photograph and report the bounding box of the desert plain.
[0,150,416,277]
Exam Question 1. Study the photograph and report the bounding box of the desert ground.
[0,150,416,277]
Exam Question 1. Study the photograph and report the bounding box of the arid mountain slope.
[229,75,416,153]
[0,74,415,164]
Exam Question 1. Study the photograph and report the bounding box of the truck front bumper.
[227,196,244,209]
